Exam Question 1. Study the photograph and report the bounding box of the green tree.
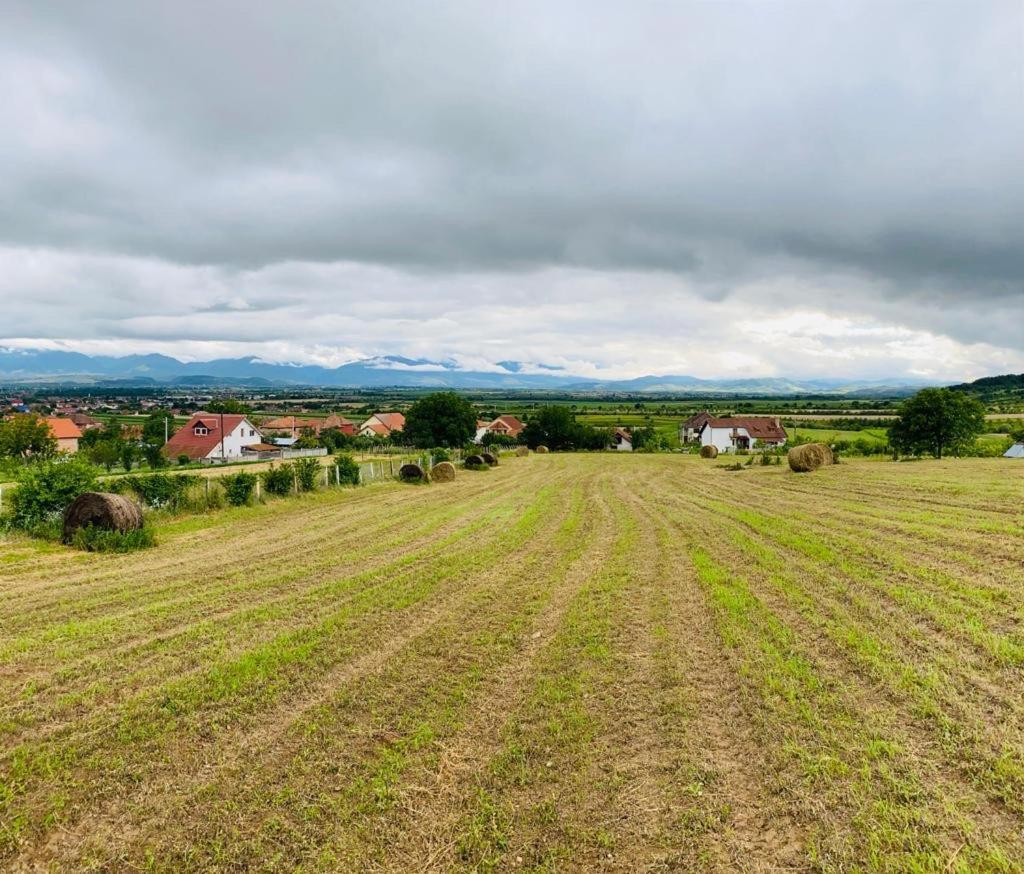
[142,409,174,446]
[521,406,608,451]
[0,414,57,459]
[402,392,476,448]
[88,441,121,472]
[206,399,250,414]
[888,388,986,459]
[120,442,139,472]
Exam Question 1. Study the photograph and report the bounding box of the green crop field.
[2,454,1024,869]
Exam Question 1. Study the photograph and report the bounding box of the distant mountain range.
[0,347,939,396]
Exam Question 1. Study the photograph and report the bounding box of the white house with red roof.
[358,412,405,438]
[474,415,525,443]
[164,413,263,461]
[699,416,787,453]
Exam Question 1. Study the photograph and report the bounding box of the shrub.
[431,447,451,463]
[109,473,200,510]
[178,454,191,466]
[335,454,361,486]
[262,464,294,496]
[221,472,257,506]
[71,524,155,553]
[8,456,98,529]
[293,457,321,492]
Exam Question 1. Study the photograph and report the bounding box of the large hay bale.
[516,446,529,457]
[464,454,486,469]
[399,462,427,482]
[787,443,834,473]
[431,461,456,482]
[481,452,498,466]
[699,445,718,459]
[535,445,549,454]
[63,492,143,543]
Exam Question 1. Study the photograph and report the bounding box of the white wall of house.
[474,426,488,444]
[204,419,262,460]
[615,438,632,452]
[701,426,753,453]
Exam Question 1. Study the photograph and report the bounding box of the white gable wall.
[204,418,263,460]
[701,426,752,453]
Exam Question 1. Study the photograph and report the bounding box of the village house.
[1004,442,1024,459]
[679,411,713,444]
[45,417,83,453]
[611,427,633,451]
[699,416,788,453]
[474,415,525,443]
[358,412,406,438]
[164,413,264,462]
[261,413,355,438]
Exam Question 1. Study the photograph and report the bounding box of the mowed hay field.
[2,456,1024,870]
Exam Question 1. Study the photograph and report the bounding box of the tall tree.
[0,414,57,459]
[402,392,477,448]
[888,388,986,459]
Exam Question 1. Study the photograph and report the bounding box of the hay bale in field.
[399,462,427,482]
[62,492,143,543]
[464,454,485,469]
[535,445,549,454]
[699,445,718,459]
[481,451,498,466]
[787,443,834,473]
[431,461,456,482]
[516,446,529,457]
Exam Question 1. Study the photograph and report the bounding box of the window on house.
[194,426,208,436]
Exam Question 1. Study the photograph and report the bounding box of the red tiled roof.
[262,414,353,434]
[487,415,524,435]
[46,417,82,439]
[164,413,251,460]
[374,412,405,431]
[702,417,787,441]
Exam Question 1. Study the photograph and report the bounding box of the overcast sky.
[1,0,1022,380]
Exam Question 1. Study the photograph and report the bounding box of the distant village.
[0,387,804,465]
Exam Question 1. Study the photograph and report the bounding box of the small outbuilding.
[611,428,633,452]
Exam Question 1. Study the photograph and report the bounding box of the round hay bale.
[62,492,143,543]
[699,445,718,459]
[431,461,456,482]
[787,443,834,473]
[399,462,427,482]
[516,446,529,457]
[535,445,549,454]
[481,451,498,466]
[464,454,485,470]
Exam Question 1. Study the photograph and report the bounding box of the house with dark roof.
[164,413,263,462]
[680,411,713,444]
[698,416,787,453]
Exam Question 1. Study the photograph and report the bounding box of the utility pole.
[220,411,225,462]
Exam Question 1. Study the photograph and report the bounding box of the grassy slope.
[2,454,1024,869]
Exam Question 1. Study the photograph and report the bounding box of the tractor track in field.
[19,464,585,869]
[0,474,536,740]
[4,454,1024,870]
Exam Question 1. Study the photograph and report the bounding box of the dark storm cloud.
[0,0,1022,373]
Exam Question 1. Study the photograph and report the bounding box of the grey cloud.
[0,0,1021,373]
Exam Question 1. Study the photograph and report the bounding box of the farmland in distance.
[2,453,1024,870]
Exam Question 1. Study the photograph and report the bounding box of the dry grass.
[1,454,1024,870]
